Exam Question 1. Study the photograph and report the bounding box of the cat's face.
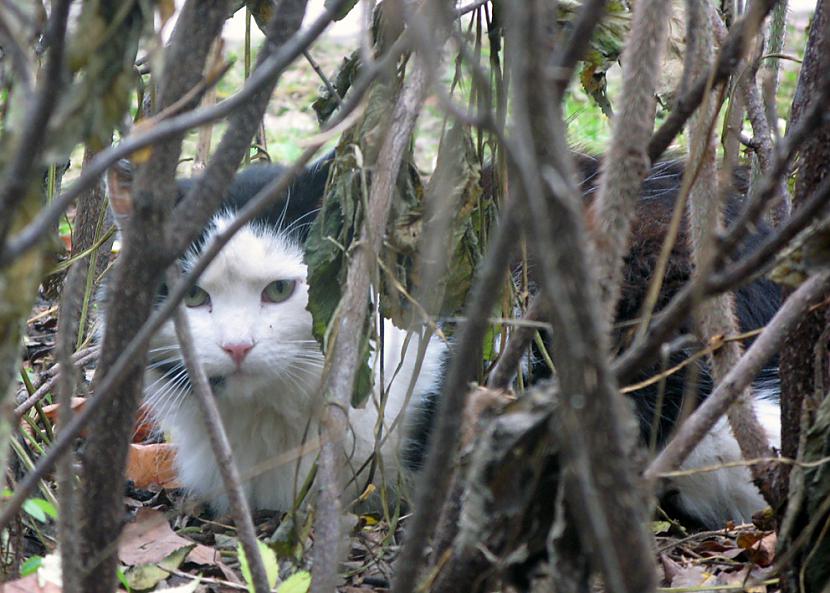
[146,214,323,405]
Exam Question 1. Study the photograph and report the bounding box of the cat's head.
[103,156,334,413]
[147,213,323,407]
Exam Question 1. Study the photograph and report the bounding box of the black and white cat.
[107,160,446,513]
[107,153,780,527]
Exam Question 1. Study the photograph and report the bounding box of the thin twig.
[303,49,341,106]
[56,262,87,593]
[14,348,100,419]
[486,295,545,390]
[170,272,270,593]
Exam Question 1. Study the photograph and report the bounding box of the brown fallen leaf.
[126,443,180,489]
[41,398,86,425]
[39,399,155,444]
[737,531,777,567]
[119,509,239,583]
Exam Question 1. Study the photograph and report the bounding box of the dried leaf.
[126,443,180,489]
[124,544,193,591]
[120,508,218,567]
[737,531,777,567]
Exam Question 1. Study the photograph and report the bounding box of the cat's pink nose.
[222,342,254,366]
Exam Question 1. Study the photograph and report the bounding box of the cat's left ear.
[106,159,134,229]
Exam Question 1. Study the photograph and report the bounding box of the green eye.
[184,285,210,308]
[262,279,296,303]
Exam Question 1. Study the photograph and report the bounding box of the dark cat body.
[571,154,781,446]
[407,154,781,527]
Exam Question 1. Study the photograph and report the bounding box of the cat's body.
[116,159,445,513]
[578,155,781,526]
[145,214,444,510]
[111,152,781,527]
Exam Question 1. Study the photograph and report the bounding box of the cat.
[106,157,446,513]
[106,151,781,528]
[569,155,780,526]
[409,155,782,528]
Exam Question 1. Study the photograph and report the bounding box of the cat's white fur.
[144,214,445,513]
[670,395,780,527]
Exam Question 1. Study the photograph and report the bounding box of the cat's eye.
[184,285,210,308]
[262,279,296,303]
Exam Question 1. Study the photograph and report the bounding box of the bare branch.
[171,274,270,593]
[648,0,781,163]
[590,0,671,322]
[505,1,656,589]
[56,262,86,593]
[0,0,71,243]
[487,295,546,390]
[76,3,233,590]
[312,33,434,593]
[683,1,778,507]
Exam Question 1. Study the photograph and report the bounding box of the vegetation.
[0,1,828,593]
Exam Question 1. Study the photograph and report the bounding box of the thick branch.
[590,0,671,322]
[312,43,432,593]
[506,2,656,592]
[77,3,231,591]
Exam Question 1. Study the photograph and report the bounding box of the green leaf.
[20,555,42,576]
[116,567,132,593]
[303,150,374,407]
[23,498,57,523]
[277,570,312,593]
[125,544,193,591]
[238,540,279,591]
[25,498,58,522]
[651,520,672,535]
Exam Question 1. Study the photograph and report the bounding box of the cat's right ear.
[106,159,134,230]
